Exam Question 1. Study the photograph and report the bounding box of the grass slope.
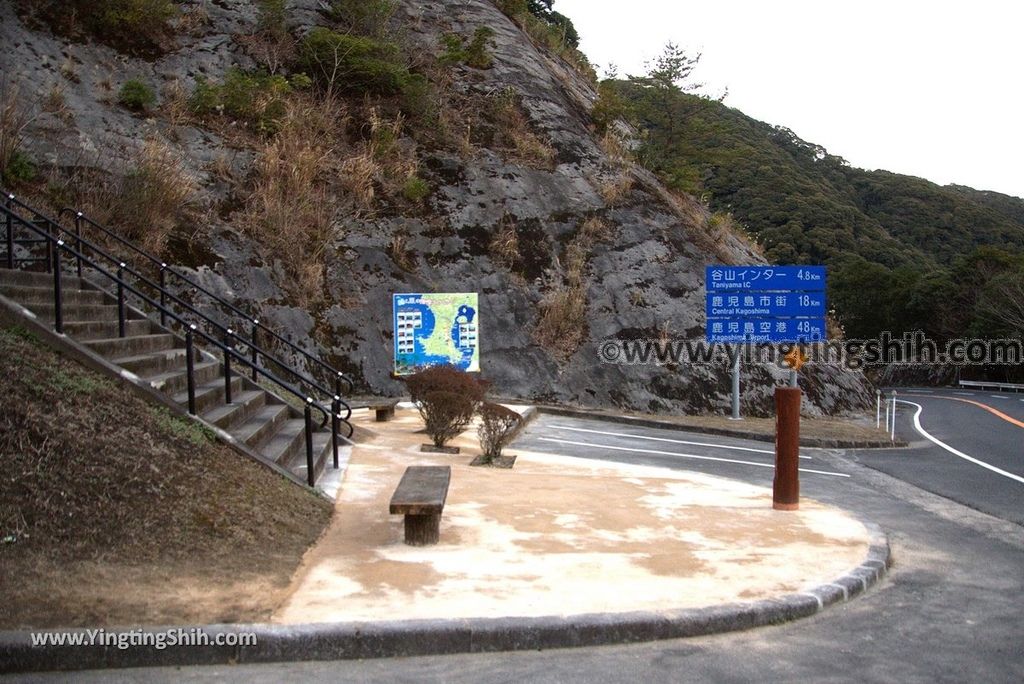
[0,326,332,628]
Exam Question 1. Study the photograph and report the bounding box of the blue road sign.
[705,265,828,343]
[706,291,826,319]
[706,317,827,344]
[705,265,827,292]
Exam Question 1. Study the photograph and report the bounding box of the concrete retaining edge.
[535,405,905,449]
[0,524,891,673]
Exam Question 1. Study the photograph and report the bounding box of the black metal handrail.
[57,206,354,397]
[1,201,351,486]
[2,194,352,425]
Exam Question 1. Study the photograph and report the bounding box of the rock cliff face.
[0,0,872,415]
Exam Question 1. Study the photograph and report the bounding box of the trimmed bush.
[403,365,488,407]
[419,390,476,448]
[118,79,155,111]
[477,402,523,463]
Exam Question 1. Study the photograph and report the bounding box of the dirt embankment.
[0,326,332,629]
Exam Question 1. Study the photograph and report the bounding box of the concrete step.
[261,418,309,467]
[0,284,108,306]
[287,430,334,484]
[61,318,154,340]
[83,333,179,358]
[172,376,244,415]
[13,301,126,323]
[146,360,220,394]
[0,268,89,290]
[112,348,188,377]
[202,390,268,431]
[232,404,292,449]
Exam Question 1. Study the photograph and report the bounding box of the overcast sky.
[557,0,1024,199]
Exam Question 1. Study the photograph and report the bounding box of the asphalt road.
[855,387,1024,525]
[7,411,1024,683]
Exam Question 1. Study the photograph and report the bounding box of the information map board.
[393,293,480,376]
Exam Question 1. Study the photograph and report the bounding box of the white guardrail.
[958,380,1024,392]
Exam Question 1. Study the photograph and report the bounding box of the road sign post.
[730,348,740,420]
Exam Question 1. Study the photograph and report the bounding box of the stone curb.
[535,405,906,449]
[0,524,890,674]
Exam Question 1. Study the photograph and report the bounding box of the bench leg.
[375,407,395,422]
[404,513,440,546]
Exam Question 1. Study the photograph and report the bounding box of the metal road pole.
[789,369,798,388]
[730,346,741,420]
[773,386,801,510]
[876,389,881,429]
[890,390,898,441]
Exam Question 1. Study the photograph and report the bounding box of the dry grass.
[41,82,70,120]
[242,97,343,307]
[42,136,197,255]
[59,53,79,83]
[599,169,634,206]
[533,216,610,359]
[489,214,520,269]
[700,210,764,262]
[533,286,587,359]
[114,137,198,254]
[486,87,556,168]
[339,109,422,215]
[387,232,416,271]
[161,78,191,132]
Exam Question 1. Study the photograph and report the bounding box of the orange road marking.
[906,394,1024,430]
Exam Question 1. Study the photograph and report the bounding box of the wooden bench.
[370,401,398,422]
[389,466,451,546]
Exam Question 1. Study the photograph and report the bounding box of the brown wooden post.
[774,386,801,510]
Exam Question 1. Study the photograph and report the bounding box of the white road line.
[546,423,811,459]
[954,392,975,396]
[535,437,849,478]
[989,395,1008,400]
[895,400,1024,485]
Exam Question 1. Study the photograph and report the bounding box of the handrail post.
[304,400,315,487]
[251,319,259,381]
[74,212,83,278]
[52,239,64,334]
[223,329,233,404]
[159,263,167,328]
[44,216,52,275]
[185,326,197,415]
[5,194,13,269]
[116,262,126,338]
[332,397,341,469]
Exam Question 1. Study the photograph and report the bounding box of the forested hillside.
[604,68,1024,341]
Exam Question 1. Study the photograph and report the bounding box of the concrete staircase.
[0,268,339,488]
